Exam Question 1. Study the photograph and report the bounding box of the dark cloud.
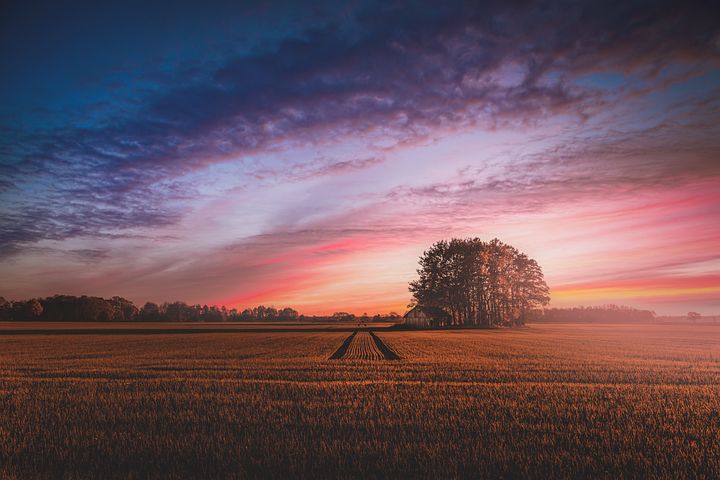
[0,191,181,258]
[249,156,384,182]
[67,248,110,261]
[1,0,719,254]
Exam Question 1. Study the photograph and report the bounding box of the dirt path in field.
[330,331,400,360]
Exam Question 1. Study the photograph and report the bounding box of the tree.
[332,312,356,322]
[278,307,299,320]
[111,296,139,321]
[0,297,10,321]
[139,302,161,322]
[12,298,44,321]
[687,312,701,323]
[409,238,550,327]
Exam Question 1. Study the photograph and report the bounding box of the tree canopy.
[409,238,550,327]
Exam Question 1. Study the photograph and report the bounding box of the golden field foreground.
[1,323,719,479]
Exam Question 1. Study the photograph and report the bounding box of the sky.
[1,0,719,315]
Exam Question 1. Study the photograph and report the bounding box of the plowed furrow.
[329,331,401,361]
[370,331,401,360]
[329,331,357,359]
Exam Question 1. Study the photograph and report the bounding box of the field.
[1,323,719,478]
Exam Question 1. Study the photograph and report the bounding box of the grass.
[1,323,719,478]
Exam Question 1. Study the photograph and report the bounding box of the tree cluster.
[0,295,138,322]
[328,312,401,323]
[528,305,656,323]
[137,303,301,322]
[0,295,302,323]
[0,295,402,323]
[409,238,550,327]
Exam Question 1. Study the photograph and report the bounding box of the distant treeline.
[528,305,657,323]
[0,295,401,323]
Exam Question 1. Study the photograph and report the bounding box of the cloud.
[389,106,720,224]
[3,1,718,254]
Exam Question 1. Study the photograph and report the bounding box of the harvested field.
[1,323,719,478]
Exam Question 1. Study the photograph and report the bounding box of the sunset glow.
[1,1,719,314]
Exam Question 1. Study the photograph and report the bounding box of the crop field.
[1,323,719,478]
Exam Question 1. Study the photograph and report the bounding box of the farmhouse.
[403,306,451,328]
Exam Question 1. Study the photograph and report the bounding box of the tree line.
[527,305,657,323]
[409,238,550,326]
[0,295,401,323]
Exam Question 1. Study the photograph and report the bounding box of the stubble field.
[1,323,719,479]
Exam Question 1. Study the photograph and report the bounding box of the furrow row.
[330,331,401,361]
